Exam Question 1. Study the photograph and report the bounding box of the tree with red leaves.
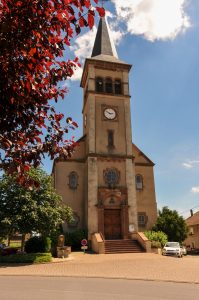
[0,0,105,184]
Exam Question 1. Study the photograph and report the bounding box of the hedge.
[0,253,52,264]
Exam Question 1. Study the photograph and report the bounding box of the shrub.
[144,231,168,248]
[25,236,51,253]
[151,241,161,249]
[64,229,87,250]
[0,253,52,264]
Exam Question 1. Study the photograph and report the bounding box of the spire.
[91,17,118,58]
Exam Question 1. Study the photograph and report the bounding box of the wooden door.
[104,209,121,240]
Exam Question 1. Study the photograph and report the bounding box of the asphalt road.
[0,276,199,300]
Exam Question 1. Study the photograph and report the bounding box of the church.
[52,17,157,253]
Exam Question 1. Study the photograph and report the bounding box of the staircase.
[104,239,145,254]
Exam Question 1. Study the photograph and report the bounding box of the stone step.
[104,239,144,254]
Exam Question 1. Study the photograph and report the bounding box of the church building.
[52,17,157,253]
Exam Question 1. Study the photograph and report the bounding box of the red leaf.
[66,117,72,124]
[84,0,91,9]
[96,7,105,17]
[26,81,31,92]
[88,12,94,29]
[29,48,37,56]
[24,165,30,172]
[35,136,42,143]
[72,121,78,128]
[79,16,84,27]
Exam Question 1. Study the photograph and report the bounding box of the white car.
[180,246,187,255]
[162,242,183,258]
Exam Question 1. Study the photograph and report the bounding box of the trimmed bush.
[64,229,87,250]
[0,253,52,264]
[25,236,51,253]
[144,231,168,248]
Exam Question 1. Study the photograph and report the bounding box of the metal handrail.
[99,232,105,242]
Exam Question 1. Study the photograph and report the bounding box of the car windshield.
[165,242,180,248]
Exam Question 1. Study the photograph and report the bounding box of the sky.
[43,0,199,218]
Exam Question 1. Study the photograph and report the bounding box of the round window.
[104,168,120,186]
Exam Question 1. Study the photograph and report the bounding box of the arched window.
[105,78,113,93]
[108,130,114,148]
[95,77,104,92]
[114,79,122,94]
[68,172,78,189]
[135,174,143,190]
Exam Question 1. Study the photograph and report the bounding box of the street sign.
[81,239,87,246]
[81,246,88,250]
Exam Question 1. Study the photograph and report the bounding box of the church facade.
[52,18,157,249]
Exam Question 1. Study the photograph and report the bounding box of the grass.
[0,253,52,264]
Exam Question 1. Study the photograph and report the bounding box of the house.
[184,210,199,250]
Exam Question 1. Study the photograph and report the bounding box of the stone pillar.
[98,207,104,237]
[87,157,98,239]
[124,98,133,156]
[88,96,96,153]
[126,159,138,231]
[121,205,129,239]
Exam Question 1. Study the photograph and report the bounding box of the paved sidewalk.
[0,252,199,283]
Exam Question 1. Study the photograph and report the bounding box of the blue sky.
[43,0,199,218]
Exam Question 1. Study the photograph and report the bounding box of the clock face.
[104,108,116,120]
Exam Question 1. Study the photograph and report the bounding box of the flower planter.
[151,247,162,255]
[57,246,71,258]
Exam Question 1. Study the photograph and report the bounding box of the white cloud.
[111,0,191,41]
[191,187,199,194]
[182,162,193,169]
[71,26,97,62]
[182,160,199,169]
[69,0,191,80]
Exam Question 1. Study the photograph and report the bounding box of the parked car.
[162,242,183,258]
[180,246,187,255]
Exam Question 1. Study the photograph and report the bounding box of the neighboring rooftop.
[186,211,199,226]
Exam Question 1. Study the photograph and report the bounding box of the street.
[0,276,199,300]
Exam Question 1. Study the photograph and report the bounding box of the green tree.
[152,206,188,243]
[0,168,73,247]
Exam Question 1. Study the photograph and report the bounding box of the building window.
[68,172,78,189]
[115,79,122,94]
[104,168,120,187]
[96,77,104,92]
[138,213,147,227]
[135,174,143,190]
[105,78,113,93]
[108,130,114,148]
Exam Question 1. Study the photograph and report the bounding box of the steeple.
[89,17,128,65]
[91,17,118,58]
[80,16,131,88]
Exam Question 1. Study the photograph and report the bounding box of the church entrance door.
[104,209,121,240]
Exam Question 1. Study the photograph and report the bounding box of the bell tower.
[81,17,138,239]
